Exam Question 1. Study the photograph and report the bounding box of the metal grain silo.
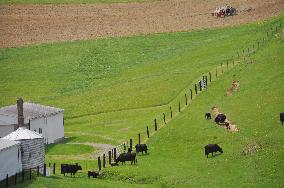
[3,127,45,170]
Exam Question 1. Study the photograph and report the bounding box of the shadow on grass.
[45,136,78,153]
[207,152,223,158]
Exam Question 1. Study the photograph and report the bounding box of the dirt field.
[0,0,283,48]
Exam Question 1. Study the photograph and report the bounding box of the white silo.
[3,127,45,170]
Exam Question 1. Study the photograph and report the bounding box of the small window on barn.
[39,128,42,134]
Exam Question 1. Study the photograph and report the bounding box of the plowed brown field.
[0,0,283,48]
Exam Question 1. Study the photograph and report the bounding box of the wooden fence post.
[178,102,181,112]
[37,166,39,176]
[15,173,17,185]
[170,106,173,119]
[209,72,211,82]
[216,67,218,78]
[226,60,228,69]
[147,126,150,138]
[154,118,157,131]
[98,157,101,171]
[138,133,141,144]
[190,89,193,99]
[108,151,111,165]
[185,94,187,105]
[43,164,46,177]
[195,84,198,94]
[29,168,32,180]
[130,139,133,151]
[6,174,8,187]
[221,63,223,74]
[114,148,117,162]
[103,154,106,168]
[199,81,202,91]
[22,171,24,182]
[53,163,56,175]
[163,113,166,124]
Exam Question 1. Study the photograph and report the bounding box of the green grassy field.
[0,13,283,188]
[0,0,149,4]
[0,18,278,153]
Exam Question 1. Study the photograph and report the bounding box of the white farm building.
[0,138,22,181]
[0,99,64,144]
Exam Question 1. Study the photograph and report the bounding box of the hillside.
[0,13,283,188]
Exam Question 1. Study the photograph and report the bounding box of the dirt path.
[0,0,283,48]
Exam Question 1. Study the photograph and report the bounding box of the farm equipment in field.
[212,6,237,18]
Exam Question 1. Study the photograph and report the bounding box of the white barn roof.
[0,138,20,152]
[0,102,64,124]
[3,127,43,141]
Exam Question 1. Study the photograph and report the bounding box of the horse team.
[212,5,237,18]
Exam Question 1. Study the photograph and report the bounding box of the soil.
[211,106,239,132]
[226,80,240,96]
[0,0,283,48]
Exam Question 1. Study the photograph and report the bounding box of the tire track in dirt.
[0,0,283,48]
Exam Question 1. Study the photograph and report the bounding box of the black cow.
[88,171,99,178]
[280,112,284,125]
[135,144,148,155]
[214,114,226,124]
[205,113,212,120]
[61,164,82,176]
[116,152,137,165]
[204,144,223,158]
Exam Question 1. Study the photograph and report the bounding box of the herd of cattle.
[60,139,224,178]
[60,144,148,177]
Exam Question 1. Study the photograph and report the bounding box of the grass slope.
[0,17,279,154]
[5,17,283,188]
[102,25,284,187]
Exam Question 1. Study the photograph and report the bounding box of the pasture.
[0,11,283,188]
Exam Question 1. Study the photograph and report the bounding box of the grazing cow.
[116,152,137,165]
[205,113,212,120]
[61,164,82,176]
[135,144,148,155]
[204,144,223,158]
[280,113,284,125]
[214,114,226,124]
[88,171,99,178]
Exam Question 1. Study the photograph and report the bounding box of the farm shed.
[0,99,64,144]
[0,138,22,181]
[3,127,45,170]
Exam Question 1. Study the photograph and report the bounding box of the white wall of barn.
[30,113,64,144]
[47,113,64,144]
[0,146,22,181]
[0,125,14,138]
